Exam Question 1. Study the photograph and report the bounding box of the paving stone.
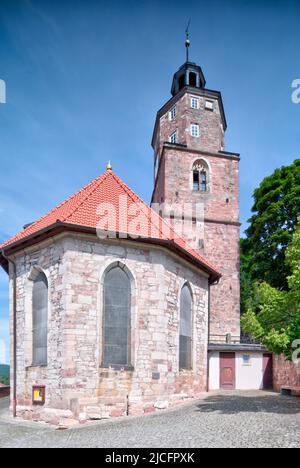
[0,391,299,448]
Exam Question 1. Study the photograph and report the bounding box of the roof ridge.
[60,171,110,223]
[110,174,217,270]
[110,171,192,248]
[1,172,107,248]
[110,171,166,238]
[110,171,147,205]
[109,175,217,270]
[0,169,220,277]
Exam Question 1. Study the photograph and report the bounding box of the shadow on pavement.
[196,392,300,415]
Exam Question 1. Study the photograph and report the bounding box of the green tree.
[242,159,300,291]
[0,376,9,386]
[241,220,300,358]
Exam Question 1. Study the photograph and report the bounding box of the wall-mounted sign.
[32,386,46,406]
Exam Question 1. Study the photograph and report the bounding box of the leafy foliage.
[241,220,300,358]
[242,159,300,291]
[0,365,9,386]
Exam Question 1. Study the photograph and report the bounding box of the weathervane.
[185,18,191,62]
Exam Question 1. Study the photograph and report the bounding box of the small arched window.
[178,74,185,91]
[189,72,197,87]
[103,266,131,367]
[179,284,192,370]
[192,160,209,192]
[32,272,48,366]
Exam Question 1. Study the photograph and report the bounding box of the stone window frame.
[190,123,200,138]
[205,100,214,111]
[99,260,137,372]
[191,97,199,110]
[169,130,177,144]
[169,105,177,121]
[190,157,212,194]
[178,281,195,373]
[24,266,50,369]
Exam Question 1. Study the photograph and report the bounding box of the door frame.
[219,352,236,390]
[262,353,273,389]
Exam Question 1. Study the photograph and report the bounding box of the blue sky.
[0,0,299,364]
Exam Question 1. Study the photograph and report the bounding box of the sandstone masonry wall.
[273,354,300,392]
[11,233,209,425]
[152,146,240,338]
[154,93,224,158]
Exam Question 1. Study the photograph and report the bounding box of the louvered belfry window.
[179,285,192,370]
[103,266,131,367]
[32,272,48,366]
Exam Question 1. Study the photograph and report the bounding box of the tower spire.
[185,19,191,62]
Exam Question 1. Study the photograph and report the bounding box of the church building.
[0,43,271,426]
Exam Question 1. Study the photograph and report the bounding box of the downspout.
[207,283,211,392]
[1,249,17,418]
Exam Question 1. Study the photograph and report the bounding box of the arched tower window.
[178,74,185,91]
[189,72,197,87]
[192,160,209,192]
[32,272,48,366]
[179,284,192,370]
[103,266,131,367]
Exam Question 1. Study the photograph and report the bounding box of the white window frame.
[169,106,177,121]
[190,124,199,138]
[205,100,214,111]
[169,131,177,144]
[191,97,199,110]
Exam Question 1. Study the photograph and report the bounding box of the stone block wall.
[9,237,66,425]
[273,354,300,392]
[154,92,224,158]
[10,233,209,425]
[152,146,240,338]
[204,222,240,338]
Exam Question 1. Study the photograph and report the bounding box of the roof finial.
[185,18,191,62]
[106,161,112,171]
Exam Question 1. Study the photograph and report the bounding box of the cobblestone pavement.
[0,391,299,448]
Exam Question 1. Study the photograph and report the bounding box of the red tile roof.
[0,170,221,281]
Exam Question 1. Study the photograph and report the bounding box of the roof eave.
[208,343,268,352]
[0,222,221,283]
[0,254,8,274]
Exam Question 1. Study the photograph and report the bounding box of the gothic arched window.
[103,266,131,367]
[192,160,209,192]
[179,284,192,370]
[32,272,48,366]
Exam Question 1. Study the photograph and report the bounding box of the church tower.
[151,37,240,340]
